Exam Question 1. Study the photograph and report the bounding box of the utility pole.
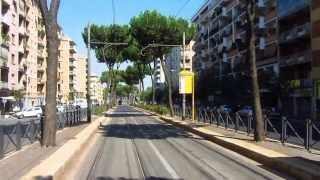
[87,23,92,123]
[182,32,186,120]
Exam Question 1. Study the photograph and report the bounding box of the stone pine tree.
[130,10,195,116]
[245,0,265,141]
[38,0,60,146]
[83,24,129,106]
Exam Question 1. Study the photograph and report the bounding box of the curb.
[21,111,112,180]
[134,107,320,180]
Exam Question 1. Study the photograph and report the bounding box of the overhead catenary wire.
[175,0,192,17]
[112,0,116,24]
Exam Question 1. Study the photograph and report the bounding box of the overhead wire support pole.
[86,23,92,123]
[182,32,186,120]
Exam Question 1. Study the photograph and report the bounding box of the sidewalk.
[0,116,99,180]
[135,107,320,180]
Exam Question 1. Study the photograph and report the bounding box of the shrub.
[135,104,169,115]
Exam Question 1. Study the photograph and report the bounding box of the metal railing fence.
[173,105,320,151]
[0,107,87,159]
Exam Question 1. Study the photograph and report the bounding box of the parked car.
[219,105,232,113]
[15,106,43,119]
[56,105,65,112]
[238,106,253,116]
[73,99,87,109]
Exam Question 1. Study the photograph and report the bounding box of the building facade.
[0,0,47,107]
[73,54,88,99]
[165,40,195,91]
[192,0,320,117]
[155,58,166,89]
[89,75,104,105]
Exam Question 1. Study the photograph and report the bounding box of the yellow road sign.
[179,70,194,94]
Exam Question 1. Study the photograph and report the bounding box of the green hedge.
[135,104,169,115]
[92,105,110,116]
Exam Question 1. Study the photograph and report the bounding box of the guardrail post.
[281,117,287,144]
[235,113,239,132]
[305,119,312,151]
[225,113,229,129]
[16,122,22,150]
[264,114,268,136]
[216,110,220,127]
[0,126,4,159]
[247,115,252,135]
[30,120,36,143]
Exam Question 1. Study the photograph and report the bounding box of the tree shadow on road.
[98,120,202,141]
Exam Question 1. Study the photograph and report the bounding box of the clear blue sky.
[58,0,205,86]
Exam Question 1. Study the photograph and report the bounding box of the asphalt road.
[80,106,293,180]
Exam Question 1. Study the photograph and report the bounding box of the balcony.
[0,45,9,61]
[69,71,76,76]
[278,0,310,18]
[279,50,311,67]
[0,66,9,86]
[0,81,8,89]
[38,48,47,57]
[37,77,45,84]
[38,64,45,72]
[1,12,11,26]
[69,60,76,68]
[279,23,311,44]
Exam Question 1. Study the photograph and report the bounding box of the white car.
[238,106,253,116]
[57,105,65,112]
[73,99,88,109]
[15,107,43,119]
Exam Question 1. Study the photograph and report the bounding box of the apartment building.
[311,1,320,85]
[0,0,46,107]
[192,0,320,116]
[73,54,88,99]
[89,75,104,105]
[155,58,166,89]
[56,34,77,104]
[165,40,195,91]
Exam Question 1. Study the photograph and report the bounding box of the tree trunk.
[149,62,156,104]
[141,78,145,92]
[38,0,60,147]
[160,58,174,116]
[247,1,265,142]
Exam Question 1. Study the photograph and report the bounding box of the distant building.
[165,41,195,91]
[73,54,88,99]
[89,75,104,105]
[155,58,166,89]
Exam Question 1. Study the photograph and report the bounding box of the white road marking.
[132,118,180,179]
[147,140,180,179]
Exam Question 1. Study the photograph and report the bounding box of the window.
[12,34,15,45]
[11,54,15,65]
[0,67,9,82]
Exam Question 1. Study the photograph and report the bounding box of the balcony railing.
[279,50,311,67]
[280,23,311,43]
[0,45,9,60]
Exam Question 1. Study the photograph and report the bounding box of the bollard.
[16,122,22,150]
[30,120,36,143]
[235,113,239,132]
[281,117,287,144]
[0,126,4,159]
[247,115,252,135]
[264,115,268,135]
[305,119,312,151]
[225,113,229,129]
